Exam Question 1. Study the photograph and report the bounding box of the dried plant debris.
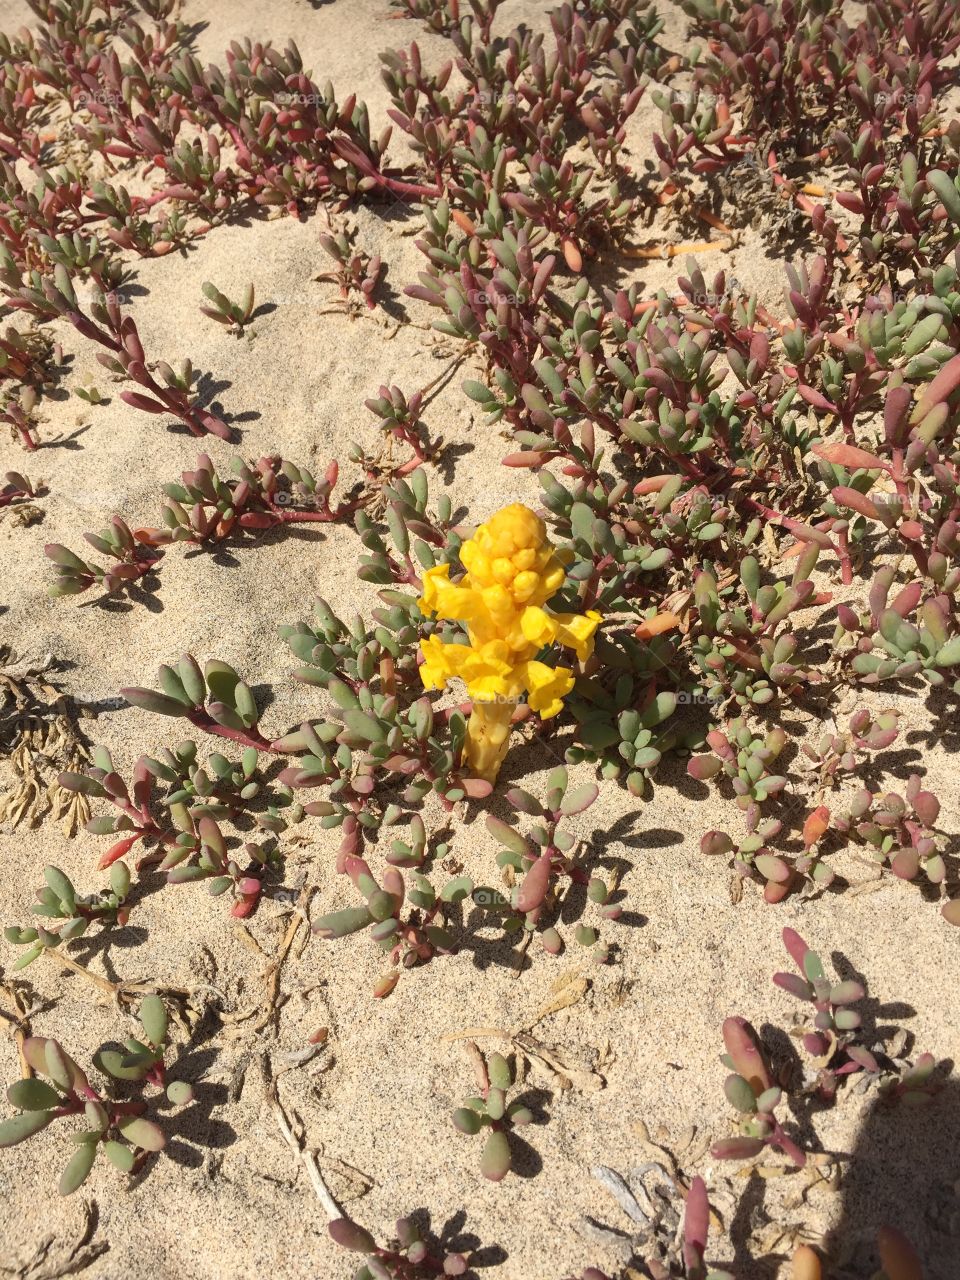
[0,649,92,835]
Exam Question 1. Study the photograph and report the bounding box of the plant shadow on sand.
[822,1078,960,1279]
[697,1078,960,1280]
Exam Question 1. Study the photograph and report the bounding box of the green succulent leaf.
[0,1109,55,1147]
[58,1141,97,1196]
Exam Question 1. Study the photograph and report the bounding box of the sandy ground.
[1,2,958,1278]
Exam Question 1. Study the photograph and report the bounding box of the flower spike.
[417,504,600,782]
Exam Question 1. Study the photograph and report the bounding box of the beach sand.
[1,2,957,1277]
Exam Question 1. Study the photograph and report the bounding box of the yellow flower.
[415,503,604,781]
[555,610,602,663]
[524,661,574,718]
[419,633,462,690]
[418,564,450,615]
[419,564,478,623]
[520,606,560,649]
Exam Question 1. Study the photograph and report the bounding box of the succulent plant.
[0,470,36,508]
[312,852,470,997]
[329,1212,469,1278]
[451,1045,534,1182]
[711,1016,806,1168]
[199,280,256,334]
[45,517,163,598]
[317,225,384,310]
[835,566,960,695]
[687,718,788,833]
[772,928,878,1102]
[135,454,356,553]
[5,863,132,969]
[361,385,439,470]
[56,738,300,917]
[699,822,797,903]
[0,247,233,440]
[479,765,617,959]
[0,999,194,1195]
[833,773,944,885]
[800,708,900,785]
[120,656,284,753]
[390,0,502,44]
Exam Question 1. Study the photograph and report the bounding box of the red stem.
[183,710,286,754]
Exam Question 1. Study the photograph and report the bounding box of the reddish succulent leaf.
[450,209,476,236]
[121,390,168,414]
[773,972,810,1001]
[831,486,882,521]
[764,879,793,904]
[461,777,493,799]
[815,442,885,470]
[721,1018,771,1093]
[516,854,551,914]
[884,385,912,445]
[782,927,809,972]
[891,847,920,880]
[329,1218,376,1254]
[682,1175,709,1265]
[634,611,681,640]
[701,830,733,856]
[633,475,674,494]
[911,351,960,423]
[561,237,583,272]
[798,384,837,413]
[98,833,143,869]
[834,191,866,215]
[802,806,831,848]
[688,754,722,781]
[911,791,940,827]
[774,1131,807,1167]
[890,581,923,618]
[502,451,550,468]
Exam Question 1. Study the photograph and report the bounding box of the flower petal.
[555,610,602,663]
[520,606,560,648]
[523,661,574,718]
